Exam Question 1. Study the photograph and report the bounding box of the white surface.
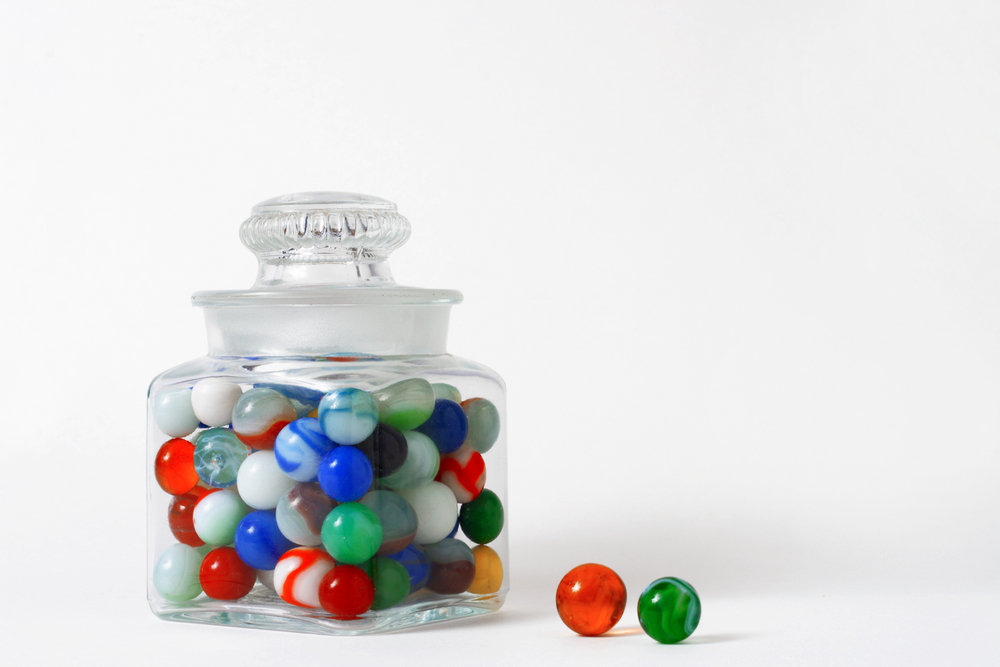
[1,1,998,664]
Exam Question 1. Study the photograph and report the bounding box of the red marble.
[200,546,257,600]
[318,565,374,619]
[555,563,627,636]
[168,486,217,546]
[155,438,200,495]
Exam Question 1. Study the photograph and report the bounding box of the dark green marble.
[637,577,701,644]
[458,488,503,545]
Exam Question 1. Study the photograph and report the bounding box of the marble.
[416,399,468,454]
[320,502,383,565]
[192,489,249,546]
[637,577,701,644]
[153,543,204,602]
[556,563,627,636]
[199,546,256,600]
[273,546,336,608]
[168,486,214,547]
[191,378,243,428]
[255,383,325,416]
[359,490,418,556]
[237,450,298,510]
[461,398,501,454]
[359,557,411,610]
[425,538,476,595]
[275,482,336,546]
[431,382,462,403]
[469,545,504,595]
[380,431,439,491]
[193,428,249,488]
[318,387,379,445]
[354,424,408,478]
[435,445,486,503]
[152,388,200,439]
[400,482,458,545]
[155,438,199,495]
[371,379,435,431]
[458,488,504,545]
[231,388,297,450]
[317,445,374,503]
[318,565,374,619]
[274,418,335,483]
[256,568,277,593]
[234,510,296,570]
[384,544,430,593]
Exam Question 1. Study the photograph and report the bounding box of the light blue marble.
[153,543,204,602]
[380,431,440,491]
[193,428,249,488]
[318,388,379,445]
[274,418,336,482]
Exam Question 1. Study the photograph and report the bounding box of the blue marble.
[274,418,336,483]
[193,428,249,488]
[234,510,295,570]
[318,388,379,445]
[254,383,326,410]
[385,543,430,593]
[317,445,374,502]
[416,399,469,454]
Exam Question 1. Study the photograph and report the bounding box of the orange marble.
[555,563,627,636]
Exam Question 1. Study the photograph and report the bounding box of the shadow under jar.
[147,192,507,635]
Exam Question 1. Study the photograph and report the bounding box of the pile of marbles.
[152,377,504,619]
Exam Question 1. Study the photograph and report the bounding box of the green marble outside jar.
[637,577,701,644]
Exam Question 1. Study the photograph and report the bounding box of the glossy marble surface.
[191,378,243,428]
[192,428,249,488]
[318,565,374,619]
[359,490,417,556]
[555,563,627,637]
[320,502,383,565]
[424,538,476,595]
[371,378,435,432]
[460,398,500,454]
[231,388,297,450]
[469,545,503,595]
[155,438,199,495]
[435,445,486,503]
[152,388,200,439]
[458,488,503,545]
[359,557,411,610]
[273,546,336,608]
[192,489,248,546]
[380,430,439,491]
[168,486,213,547]
[234,510,296,570]
[637,577,701,644]
[199,546,256,600]
[354,424,408,478]
[400,482,458,545]
[153,543,204,602]
[318,387,379,445]
[236,450,298,510]
[384,543,430,593]
[415,399,468,454]
[274,418,335,483]
[275,482,336,547]
[317,445,374,503]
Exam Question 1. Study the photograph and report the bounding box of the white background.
[1,1,997,664]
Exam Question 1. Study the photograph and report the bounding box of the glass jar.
[147,192,507,634]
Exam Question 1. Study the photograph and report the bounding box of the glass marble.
[231,387,297,450]
[153,543,204,602]
[461,398,500,454]
[155,438,199,495]
[354,424,408,478]
[400,482,458,545]
[431,382,462,403]
[359,490,418,556]
[273,546,336,608]
[469,545,504,595]
[459,488,503,545]
[168,486,214,547]
[637,577,701,644]
[275,482,336,546]
[256,383,325,415]
[425,538,476,595]
[236,450,298,510]
[318,387,379,445]
[193,428,249,488]
[274,418,336,483]
[415,399,468,454]
[234,510,296,570]
[318,565,374,619]
[199,546,257,600]
[256,568,277,593]
[192,488,249,546]
[191,378,243,428]
[320,502,383,565]
[555,563,627,636]
[435,445,486,503]
[385,543,430,593]
[371,379,435,432]
[152,388,200,439]
[317,445,374,503]
[380,431,439,491]
[359,557,411,610]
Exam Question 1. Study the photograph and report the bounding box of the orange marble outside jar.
[555,563,627,636]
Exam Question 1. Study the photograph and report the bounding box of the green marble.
[359,557,411,610]
[458,488,503,545]
[431,382,462,403]
[372,379,435,431]
[462,398,500,454]
[380,431,440,491]
[320,502,383,565]
[637,577,701,644]
[153,544,204,602]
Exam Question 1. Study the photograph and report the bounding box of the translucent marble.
[234,510,296,570]
[556,563,627,636]
[400,482,458,545]
[359,490,417,556]
[469,545,503,595]
[317,445,374,503]
[431,382,461,403]
[435,445,486,503]
[416,399,468,454]
[318,387,379,445]
[191,378,243,428]
[193,428,249,488]
[155,438,199,495]
[231,388,297,450]
[274,418,335,483]
[355,424,408,478]
[199,546,256,600]
[152,388,200,438]
[320,502,383,565]
[359,557,411,610]
[273,547,336,608]
[461,398,500,454]
[237,450,298,510]
[318,565,374,619]
[425,538,476,595]
[380,431,439,491]
[637,577,701,644]
[275,482,336,546]
[371,379,435,431]
[458,488,503,545]
[153,543,204,602]
[192,488,249,546]
[385,543,430,593]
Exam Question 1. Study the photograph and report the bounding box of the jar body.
[147,353,507,635]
